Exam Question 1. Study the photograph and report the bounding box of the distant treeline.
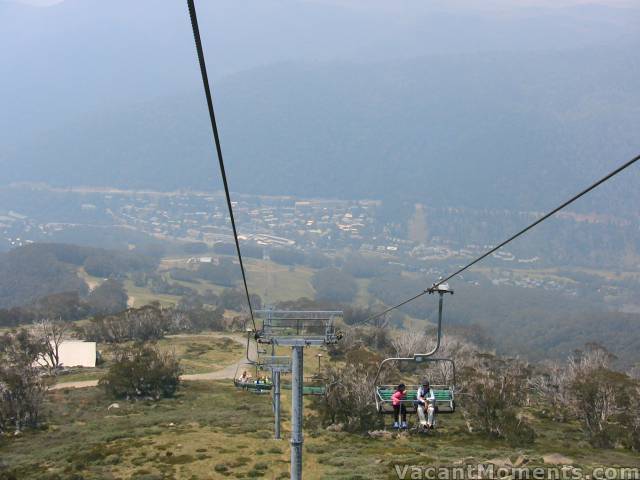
[366,271,640,368]
[0,242,157,313]
[0,279,129,328]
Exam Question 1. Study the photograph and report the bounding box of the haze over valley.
[2,0,640,363]
[1,1,640,478]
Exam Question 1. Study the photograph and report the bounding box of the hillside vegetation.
[2,242,640,367]
[1,323,639,479]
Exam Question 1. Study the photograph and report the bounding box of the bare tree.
[320,347,387,432]
[535,343,635,448]
[568,342,614,377]
[530,360,573,420]
[435,334,478,385]
[169,310,190,332]
[461,353,534,445]
[390,328,426,358]
[33,318,70,374]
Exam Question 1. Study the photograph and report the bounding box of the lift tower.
[258,354,291,440]
[256,310,342,480]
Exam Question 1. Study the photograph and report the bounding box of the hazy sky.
[6,0,63,5]
[8,0,640,7]
[314,0,639,6]
[1,0,638,209]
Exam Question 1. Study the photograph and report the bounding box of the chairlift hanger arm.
[373,291,451,385]
[245,330,257,365]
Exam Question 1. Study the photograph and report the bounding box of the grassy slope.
[244,259,316,305]
[135,256,318,307]
[2,381,639,480]
[76,267,103,291]
[122,279,182,308]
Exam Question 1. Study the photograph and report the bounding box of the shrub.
[99,344,181,400]
[569,366,633,448]
[86,279,128,315]
[0,330,46,433]
[498,411,536,447]
[534,343,640,449]
[461,353,535,445]
[312,347,385,433]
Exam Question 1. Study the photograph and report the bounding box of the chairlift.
[233,361,273,394]
[373,283,455,420]
[233,329,273,394]
[280,351,327,395]
[374,357,456,414]
[282,376,326,396]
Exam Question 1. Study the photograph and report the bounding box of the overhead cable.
[187,0,256,330]
[365,152,640,324]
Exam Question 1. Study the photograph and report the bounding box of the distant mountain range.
[1,0,639,214]
[4,44,640,215]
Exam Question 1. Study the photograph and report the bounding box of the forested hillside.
[0,244,88,309]
[366,272,640,368]
[0,243,156,310]
[2,241,639,367]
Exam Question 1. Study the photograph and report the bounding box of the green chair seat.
[282,383,326,396]
[235,380,273,393]
[303,386,326,395]
[376,385,455,414]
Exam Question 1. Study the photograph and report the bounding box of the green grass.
[51,367,107,384]
[243,258,317,304]
[125,257,319,308]
[0,381,281,479]
[5,259,637,478]
[3,381,639,480]
[123,279,182,307]
[158,334,244,374]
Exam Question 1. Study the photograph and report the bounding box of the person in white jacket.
[416,379,435,429]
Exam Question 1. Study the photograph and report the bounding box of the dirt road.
[49,333,256,391]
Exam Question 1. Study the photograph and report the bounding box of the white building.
[52,341,97,368]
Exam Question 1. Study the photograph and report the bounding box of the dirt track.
[49,333,256,391]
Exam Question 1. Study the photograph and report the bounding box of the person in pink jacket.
[392,383,408,429]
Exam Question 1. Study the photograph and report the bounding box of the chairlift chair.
[373,283,455,419]
[281,376,327,396]
[374,357,456,414]
[233,361,272,394]
[233,329,273,394]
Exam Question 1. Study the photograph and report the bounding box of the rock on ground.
[542,453,574,465]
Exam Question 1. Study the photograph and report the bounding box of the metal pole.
[291,346,304,480]
[435,292,444,353]
[274,370,281,440]
[372,290,451,386]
